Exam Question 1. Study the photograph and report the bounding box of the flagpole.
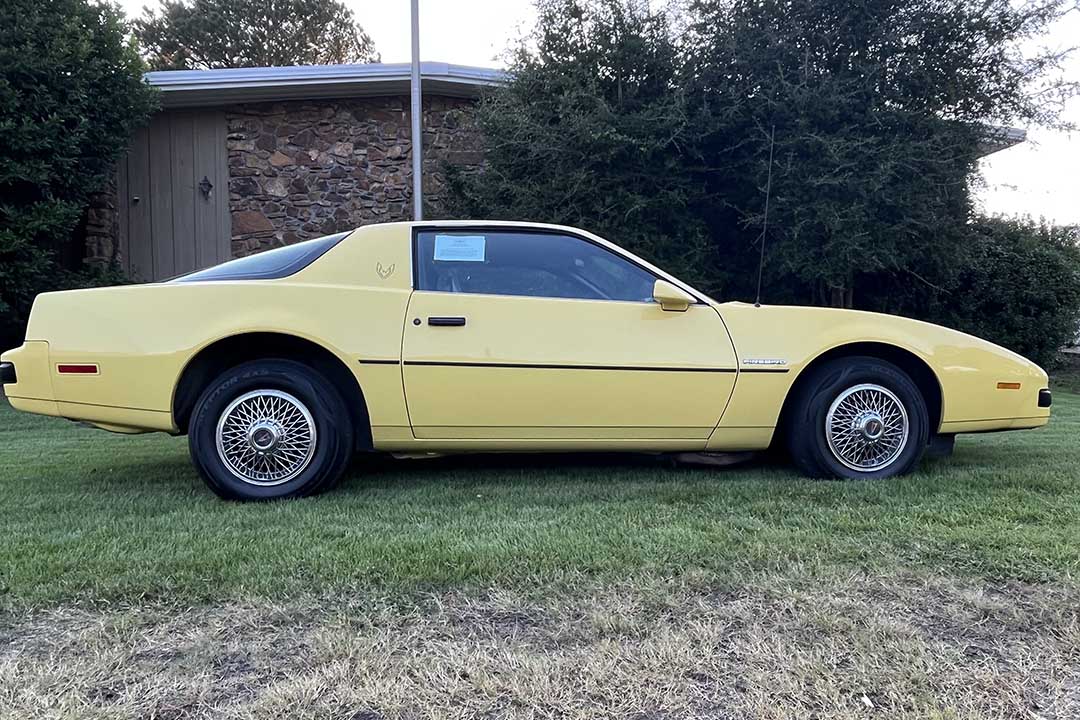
[410,0,423,221]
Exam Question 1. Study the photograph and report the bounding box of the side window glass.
[415,231,657,302]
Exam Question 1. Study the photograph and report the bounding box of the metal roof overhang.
[977,125,1027,157]
[145,61,506,108]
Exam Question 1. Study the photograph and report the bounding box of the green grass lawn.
[3,390,1080,719]
[2,391,1078,608]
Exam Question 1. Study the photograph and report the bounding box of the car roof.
[383,219,588,233]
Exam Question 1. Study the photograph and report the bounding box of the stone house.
[84,61,1026,282]
[85,62,498,281]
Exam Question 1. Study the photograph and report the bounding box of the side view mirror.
[652,279,695,312]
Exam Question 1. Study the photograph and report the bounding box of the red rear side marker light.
[57,364,99,374]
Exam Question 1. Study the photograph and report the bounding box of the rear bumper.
[2,341,175,433]
[2,342,54,401]
[2,342,61,418]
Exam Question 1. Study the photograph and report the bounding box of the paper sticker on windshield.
[434,234,486,262]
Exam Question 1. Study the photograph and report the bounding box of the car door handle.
[428,316,467,327]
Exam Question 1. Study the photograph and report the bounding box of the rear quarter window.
[170,232,349,282]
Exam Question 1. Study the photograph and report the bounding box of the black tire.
[188,359,354,500]
[784,356,928,480]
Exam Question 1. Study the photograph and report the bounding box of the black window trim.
[410,224,706,305]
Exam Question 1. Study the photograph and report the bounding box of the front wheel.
[785,357,929,479]
[188,359,354,500]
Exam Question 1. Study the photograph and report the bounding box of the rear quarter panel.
[19,224,413,432]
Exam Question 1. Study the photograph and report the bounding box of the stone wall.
[81,94,484,269]
[83,182,120,269]
[226,95,483,257]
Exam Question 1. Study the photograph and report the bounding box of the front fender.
[716,303,1049,430]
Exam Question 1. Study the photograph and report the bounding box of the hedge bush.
[924,218,1080,368]
[0,0,156,349]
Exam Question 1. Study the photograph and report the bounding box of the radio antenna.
[753,124,775,308]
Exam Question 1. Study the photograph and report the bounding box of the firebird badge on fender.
[744,358,787,367]
[376,262,395,279]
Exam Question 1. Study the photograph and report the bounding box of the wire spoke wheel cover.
[215,389,317,486]
[825,383,909,472]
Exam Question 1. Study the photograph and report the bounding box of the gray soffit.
[145,62,507,108]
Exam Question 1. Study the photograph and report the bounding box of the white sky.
[118,0,1079,224]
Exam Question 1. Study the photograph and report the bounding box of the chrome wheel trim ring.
[825,383,909,473]
[215,389,317,487]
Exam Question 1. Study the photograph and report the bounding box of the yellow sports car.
[1,221,1051,500]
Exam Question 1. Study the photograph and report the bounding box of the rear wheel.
[785,357,928,479]
[188,359,353,500]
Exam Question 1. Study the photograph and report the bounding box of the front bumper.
[0,361,15,385]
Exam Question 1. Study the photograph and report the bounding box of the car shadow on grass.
[67,427,965,500]
[337,448,800,491]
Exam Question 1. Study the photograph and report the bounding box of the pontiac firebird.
[1,221,1051,500]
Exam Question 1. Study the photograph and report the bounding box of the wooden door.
[117,110,231,281]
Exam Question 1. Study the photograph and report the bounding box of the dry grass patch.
[2,573,1078,719]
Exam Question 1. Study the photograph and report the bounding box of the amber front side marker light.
[997,382,1022,390]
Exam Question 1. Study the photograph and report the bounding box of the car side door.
[400,228,738,447]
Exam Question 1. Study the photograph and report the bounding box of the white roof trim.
[978,124,1026,156]
[145,62,506,108]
